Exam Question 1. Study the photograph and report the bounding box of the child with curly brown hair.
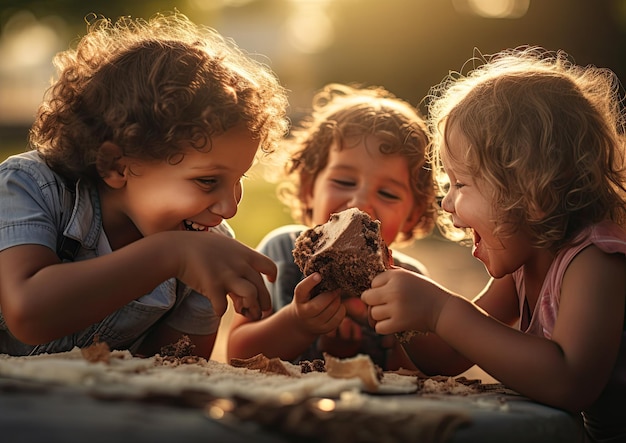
[0,12,289,359]
[362,47,626,441]
[228,83,436,370]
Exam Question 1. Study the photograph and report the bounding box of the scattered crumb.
[156,335,203,365]
[230,353,293,377]
[323,353,382,392]
[300,359,326,374]
[394,330,428,344]
[80,336,111,363]
[417,375,480,395]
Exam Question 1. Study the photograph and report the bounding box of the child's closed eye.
[195,177,218,190]
[378,189,400,200]
[331,178,355,187]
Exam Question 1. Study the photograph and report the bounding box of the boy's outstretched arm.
[0,230,274,346]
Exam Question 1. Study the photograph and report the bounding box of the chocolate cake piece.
[293,208,392,298]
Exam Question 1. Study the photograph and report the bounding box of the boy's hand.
[173,231,275,321]
[291,273,346,335]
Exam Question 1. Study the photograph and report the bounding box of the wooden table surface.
[0,374,584,443]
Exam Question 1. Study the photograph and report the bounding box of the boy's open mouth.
[183,220,209,232]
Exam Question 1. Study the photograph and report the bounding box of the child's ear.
[301,176,315,207]
[300,177,316,224]
[96,142,127,189]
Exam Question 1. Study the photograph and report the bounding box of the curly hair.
[427,46,626,250]
[276,83,436,246]
[30,12,289,183]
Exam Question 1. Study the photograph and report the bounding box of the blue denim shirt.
[0,150,224,356]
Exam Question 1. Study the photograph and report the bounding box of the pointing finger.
[294,273,321,304]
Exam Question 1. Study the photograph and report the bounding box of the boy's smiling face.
[305,135,420,246]
[99,125,258,244]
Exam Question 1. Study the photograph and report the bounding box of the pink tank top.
[512,221,626,441]
[514,221,626,338]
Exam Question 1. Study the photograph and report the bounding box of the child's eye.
[195,178,217,189]
[331,178,355,187]
[379,190,400,200]
[453,181,465,189]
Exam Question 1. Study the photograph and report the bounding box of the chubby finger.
[343,297,368,325]
[210,293,228,317]
[338,317,362,341]
[368,303,389,323]
[360,287,378,306]
[251,251,278,283]
[337,318,352,339]
[370,269,392,288]
[253,275,272,313]
[228,278,263,320]
[231,294,261,321]
[367,305,376,329]
[239,265,272,313]
[372,318,397,336]
[294,273,322,304]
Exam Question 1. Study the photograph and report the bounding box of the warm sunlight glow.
[453,0,530,18]
[205,398,235,419]
[0,11,65,124]
[285,0,334,54]
[313,398,336,412]
[187,0,255,11]
[0,11,61,71]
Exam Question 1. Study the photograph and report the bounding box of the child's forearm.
[1,233,178,345]
[434,295,592,411]
[401,330,474,376]
[228,306,317,361]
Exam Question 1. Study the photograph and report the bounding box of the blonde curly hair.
[276,83,436,246]
[427,46,626,250]
[30,12,289,183]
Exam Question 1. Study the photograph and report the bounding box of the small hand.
[291,273,346,335]
[173,231,276,321]
[361,268,448,335]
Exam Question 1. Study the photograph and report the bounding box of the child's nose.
[347,191,374,216]
[440,192,454,214]
[210,190,239,220]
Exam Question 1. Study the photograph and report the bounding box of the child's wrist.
[285,303,318,338]
[431,293,454,334]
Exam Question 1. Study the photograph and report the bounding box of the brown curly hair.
[276,83,436,246]
[427,46,626,250]
[30,12,289,183]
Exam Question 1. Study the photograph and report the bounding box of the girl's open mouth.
[472,229,482,258]
[473,230,481,247]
